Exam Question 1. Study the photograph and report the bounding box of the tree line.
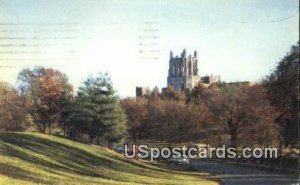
[122,43,299,149]
[0,42,298,149]
[121,83,279,148]
[1,68,126,145]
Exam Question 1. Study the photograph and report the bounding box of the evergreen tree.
[75,73,127,144]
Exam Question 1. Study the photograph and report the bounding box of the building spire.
[182,49,186,57]
[170,50,173,59]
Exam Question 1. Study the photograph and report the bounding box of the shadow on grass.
[0,163,51,184]
[0,133,132,178]
[0,132,219,184]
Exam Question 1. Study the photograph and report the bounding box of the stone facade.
[167,49,200,91]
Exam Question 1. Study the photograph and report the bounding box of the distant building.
[136,49,224,97]
[136,87,147,97]
[167,49,200,92]
[227,81,250,86]
[201,75,221,85]
[161,87,167,93]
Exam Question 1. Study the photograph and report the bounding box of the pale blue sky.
[0,0,298,97]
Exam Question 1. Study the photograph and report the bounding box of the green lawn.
[0,132,218,185]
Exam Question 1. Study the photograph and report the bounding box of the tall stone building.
[167,49,200,91]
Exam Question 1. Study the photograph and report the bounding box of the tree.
[242,84,279,146]
[162,84,184,101]
[164,100,186,144]
[17,67,73,134]
[146,97,166,142]
[264,42,299,147]
[58,77,74,136]
[146,86,161,100]
[121,97,148,141]
[190,84,221,146]
[190,83,206,103]
[159,100,180,145]
[74,73,127,144]
[0,82,28,131]
[209,84,278,147]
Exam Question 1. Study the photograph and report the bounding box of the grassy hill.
[0,132,218,185]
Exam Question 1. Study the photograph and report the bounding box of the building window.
[173,65,175,76]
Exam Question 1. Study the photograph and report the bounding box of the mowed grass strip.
[0,132,218,185]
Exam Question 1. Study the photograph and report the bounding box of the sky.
[0,0,299,97]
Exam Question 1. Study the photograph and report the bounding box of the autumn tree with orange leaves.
[18,67,73,134]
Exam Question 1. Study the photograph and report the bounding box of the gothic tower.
[167,49,200,91]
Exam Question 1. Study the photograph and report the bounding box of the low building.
[227,81,250,86]
[201,75,221,85]
[136,87,148,97]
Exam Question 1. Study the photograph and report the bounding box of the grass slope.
[0,132,218,185]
